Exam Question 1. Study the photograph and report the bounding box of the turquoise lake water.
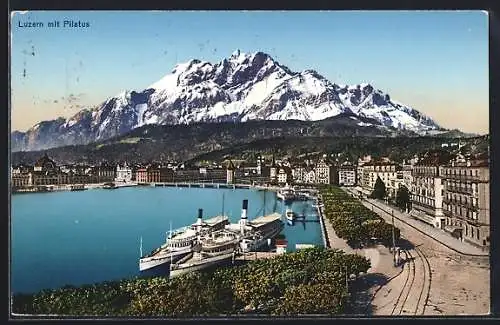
[11,187,323,294]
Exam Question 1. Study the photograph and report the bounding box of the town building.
[410,150,454,228]
[401,163,413,190]
[30,154,68,186]
[356,155,372,186]
[226,160,235,184]
[136,168,148,183]
[360,160,399,197]
[277,166,292,185]
[291,164,308,184]
[338,165,356,187]
[315,159,336,185]
[115,162,133,183]
[11,172,33,188]
[89,162,116,183]
[269,156,278,184]
[442,155,490,248]
[256,155,264,176]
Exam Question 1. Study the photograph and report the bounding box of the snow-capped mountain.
[12,50,442,152]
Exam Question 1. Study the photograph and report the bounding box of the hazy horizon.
[10,11,489,134]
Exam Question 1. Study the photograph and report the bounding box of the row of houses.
[269,155,357,186]
[265,150,489,249]
[10,154,229,188]
[355,151,490,248]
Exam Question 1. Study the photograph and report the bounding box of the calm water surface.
[11,187,323,294]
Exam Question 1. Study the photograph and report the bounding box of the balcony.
[445,185,474,195]
[443,173,481,182]
[443,197,479,210]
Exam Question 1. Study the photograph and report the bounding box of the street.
[342,187,490,315]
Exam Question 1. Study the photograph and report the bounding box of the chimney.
[241,200,248,220]
[239,199,248,234]
[196,209,203,227]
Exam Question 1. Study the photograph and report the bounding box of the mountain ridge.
[12,50,445,152]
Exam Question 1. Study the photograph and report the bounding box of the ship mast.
[139,236,143,258]
[169,221,173,265]
[222,192,225,216]
[263,190,266,216]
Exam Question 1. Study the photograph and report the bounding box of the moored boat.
[225,200,285,253]
[139,209,230,271]
[276,184,296,203]
[169,229,240,278]
[103,182,116,189]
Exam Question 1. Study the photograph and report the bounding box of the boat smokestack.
[196,208,203,228]
[240,199,248,234]
[241,200,248,220]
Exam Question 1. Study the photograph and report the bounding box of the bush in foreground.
[12,247,370,317]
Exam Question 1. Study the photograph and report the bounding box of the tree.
[395,185,410,212]
[370,176,386,200]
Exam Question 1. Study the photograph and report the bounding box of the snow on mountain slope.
[12,50,443,151]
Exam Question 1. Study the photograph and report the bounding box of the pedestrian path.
[320,206,356,254]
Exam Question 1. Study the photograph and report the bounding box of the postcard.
[9,10,490,318]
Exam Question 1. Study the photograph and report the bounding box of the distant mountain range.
[12,50,449,152]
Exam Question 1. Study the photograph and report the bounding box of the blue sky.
[11,11,489,133]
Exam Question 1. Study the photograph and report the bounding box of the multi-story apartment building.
[442,156,490,248]
[277,166,292,184]
[11,172,33,188]
[356,155,372,186]
[361,160,399,197]
[292,159,335,185]
[269,156,278,184]
[136,168,148,183]
[401,163,413,190]
[338,165,356,186]
[410,151,453,228]
[292,164,307,184]
[304,169,316,184]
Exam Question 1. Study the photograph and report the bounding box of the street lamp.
[391,210,397,267]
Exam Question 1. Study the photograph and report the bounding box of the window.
[477,230,480,240]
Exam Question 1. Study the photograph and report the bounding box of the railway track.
[386,247,431,316]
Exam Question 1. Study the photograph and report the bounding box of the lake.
[11,186,323,294]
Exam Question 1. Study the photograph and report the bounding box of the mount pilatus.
[12,50,443,152]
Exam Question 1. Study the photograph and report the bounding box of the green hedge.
[12,247,370,317]
[321,186,400,247]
